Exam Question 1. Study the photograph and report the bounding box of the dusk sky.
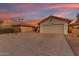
[0,3,79,20]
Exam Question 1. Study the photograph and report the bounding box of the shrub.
[77,34,79,37]
[0,28,21,34]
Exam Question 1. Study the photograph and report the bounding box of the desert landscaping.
[66,33,79,56]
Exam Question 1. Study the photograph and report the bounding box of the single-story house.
[0,19,15,28]
[38,15,71,35]
[12,24,34,32]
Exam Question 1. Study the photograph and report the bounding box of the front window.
[50,19,52,21]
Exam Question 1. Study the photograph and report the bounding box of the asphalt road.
[0,32,74,56]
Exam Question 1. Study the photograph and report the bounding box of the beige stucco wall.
[64,22,68,35]
[40,18,68,34]
[41,18,66,25]
[21,26,33,32]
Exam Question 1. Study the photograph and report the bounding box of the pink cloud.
[65,4,79,8]
[12,4,79,13]
[42,4,63,10]
[53,9,75,18]
[0,9,26,18]
[14,4,79,15]
[41,4,79,10]
[0,5,40,18]
[0,9,39,18]
[0,9,24,18]
[26,11,38,15]
[0,12,25,18]
[1,4,79,19]
[0,9,7,13]
[14,3,35,9]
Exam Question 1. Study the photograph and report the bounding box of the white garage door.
[41,24,64,34]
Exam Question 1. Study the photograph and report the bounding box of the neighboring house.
[12,24,34,32]
[69,19,79,33]
[0,19,15,28]
[0,18,36,33]
[38,15,71,35]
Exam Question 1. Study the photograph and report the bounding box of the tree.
[0,20,3,24]
[18,17,24,25]
[76,14,79,20]
[0,19,3,28]
[21,18,24,25]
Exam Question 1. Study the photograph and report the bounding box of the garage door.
[40,24,64,34]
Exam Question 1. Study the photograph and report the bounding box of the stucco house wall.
[39,16,69,34]
[20,26,33,32]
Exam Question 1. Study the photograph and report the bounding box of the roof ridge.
[38,15,72,24]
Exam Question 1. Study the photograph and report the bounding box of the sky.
[0,3,79,20]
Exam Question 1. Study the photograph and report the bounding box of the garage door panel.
[41,25,64,34]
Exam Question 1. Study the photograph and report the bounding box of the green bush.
[0,28,21,34]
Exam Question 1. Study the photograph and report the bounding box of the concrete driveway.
[0,32,74,56]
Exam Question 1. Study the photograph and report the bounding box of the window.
[50,18,52,21]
